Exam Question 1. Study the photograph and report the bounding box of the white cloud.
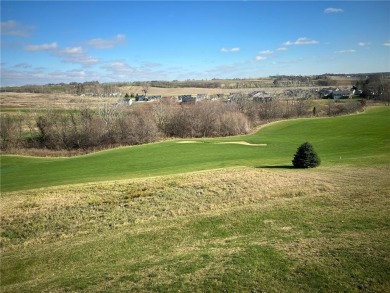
[221,47,240,53]
[60,46,84,55]
[100,60,172,81]
[324,8,343,14]
[73,56,100,66]
[336,49,356,53]
[16,34,119,67]
[255,56,267,61]
[283,37,319,46]
[86,34,126,49]
[277,47,288,51]
[358,42,369,47]
[24,42,58,51]
[102,61,135,75]
[259,50,273,55]
[51,69,87,79]
[53,46,99,66]
[0,20,34,37]
[383,42,390,47]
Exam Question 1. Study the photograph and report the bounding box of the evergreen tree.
[292,142,321,168]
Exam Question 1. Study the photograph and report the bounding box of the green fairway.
[1,106,389,192]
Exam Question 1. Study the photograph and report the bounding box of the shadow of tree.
[256,165,295,169]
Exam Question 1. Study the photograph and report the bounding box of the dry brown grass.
[1,164,389,292]
[0,166,352,250]
[0,92,118,110]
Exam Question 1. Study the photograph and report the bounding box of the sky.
[1,1,389,86]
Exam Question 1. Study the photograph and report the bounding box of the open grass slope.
[1,166,389,292]
[1,106,389,192]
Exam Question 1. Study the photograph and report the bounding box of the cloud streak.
[60,47,84,55]
[86,34,126,49]
[25,42,58,51]
[102,61,135,75]
[24,42,100,66]
[324,8,343,14]
[259,50,273,55]
[57,46,99,65]
[283,37,319,46]
[0,67,102,85]
[255,56,267,61]
[221,47,240,53]
[0,20,34,37]
[336,49,356,53]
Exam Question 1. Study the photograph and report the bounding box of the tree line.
[1,98,365,153]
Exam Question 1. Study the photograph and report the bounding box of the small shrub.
[292,142,321,168]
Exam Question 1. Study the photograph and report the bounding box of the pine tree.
[292,142,321,168]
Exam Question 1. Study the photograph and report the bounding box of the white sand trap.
[176,140,266,146]
[216,141,267,146]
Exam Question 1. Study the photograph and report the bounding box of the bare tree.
[0,113,24,150]
[141,84,150,97]
[293,99,308,117]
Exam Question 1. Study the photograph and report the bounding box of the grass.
[0,92,117,110]
[1,106,389,192]
[1,166,389,292]
[1,106,389,292]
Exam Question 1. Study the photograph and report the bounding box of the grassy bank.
[1,166,389,292]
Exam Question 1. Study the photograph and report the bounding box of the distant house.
[135,95,148,102]
[351,86,363,96]
[227,93,241,100]
[319,88,350,99]
[332,90,351,99]
[318,88,335,98]
[197,94,208,100]
[179,95,196,104]
[252,91,272,102]
[148,95,162,101]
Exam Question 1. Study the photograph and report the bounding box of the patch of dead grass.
[1,165,389,292]
[0,166,327,249]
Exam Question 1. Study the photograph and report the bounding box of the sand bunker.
[216,141,267,146]
[176,140,266,146]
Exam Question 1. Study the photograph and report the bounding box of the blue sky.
[1,1,389,86]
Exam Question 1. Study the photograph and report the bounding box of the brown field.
[1,165,389,292]
[0,92,118,110]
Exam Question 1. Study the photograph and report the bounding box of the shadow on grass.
[257,165,295,169]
